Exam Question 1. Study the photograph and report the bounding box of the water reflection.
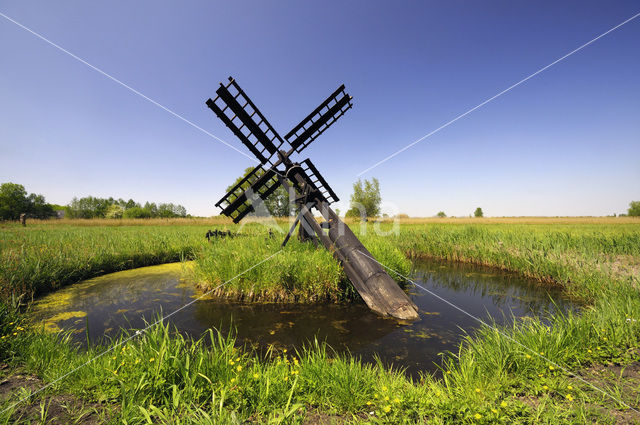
[31,259,575,377]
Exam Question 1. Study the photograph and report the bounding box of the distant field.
[1,216,638,303]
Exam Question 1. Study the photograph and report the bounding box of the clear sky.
[1,1,639,217]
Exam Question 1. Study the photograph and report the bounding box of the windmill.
[206,77,419,320]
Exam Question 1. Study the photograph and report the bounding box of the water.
[30,259,575,376]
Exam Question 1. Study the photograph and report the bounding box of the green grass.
[1,218,640,423]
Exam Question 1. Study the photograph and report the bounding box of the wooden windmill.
[206,77,418,320]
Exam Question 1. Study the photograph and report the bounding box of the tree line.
[0,182,188,220]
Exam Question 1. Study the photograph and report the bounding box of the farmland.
[1,217,640,423]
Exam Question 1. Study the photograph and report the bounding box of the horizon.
[1,2,639,217]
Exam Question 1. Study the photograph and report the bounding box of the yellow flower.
[253,373,259,379]
[549,366,555,371]
[134,358,140,365]
[491,409,498,413]
[383,406,391,413]
[235,357,240,361]
[149,357,155,363]
[236,365,242,372]
[525,354,531,359]
[603,337,608,341]
[542,385,548,390]
[283,349,287,353]
[374,394,378,399]
[500,401,507,408]
[366,401,372,406]
[587,349,592,353]
[382,385,388,391]
[446,371,451,374]
[229,359,235,365]
[567,385,573,390]
[540,352,545,356]
[384,396,389,401]
[566,394,574,401]
[231,378,236,383]
[284,376,288,381]
[475,388,481,393]
[393,398,400,403]
[474,413,482,419]
[293,358,299,366]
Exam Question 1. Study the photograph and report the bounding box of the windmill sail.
[206,78,285,165]
[285,85,352,153]
[215,165,281,223]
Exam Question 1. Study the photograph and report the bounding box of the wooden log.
[300,203,419,321]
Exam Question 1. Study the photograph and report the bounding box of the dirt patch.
[572,359,640,425]
[0,372,109,424]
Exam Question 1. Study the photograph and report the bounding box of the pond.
[30,259,576,377]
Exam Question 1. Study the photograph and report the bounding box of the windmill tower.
[207,77,419,320]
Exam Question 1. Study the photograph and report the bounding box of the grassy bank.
[1,218,640,423]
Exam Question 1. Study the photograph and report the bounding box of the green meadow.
[1,217,640,423]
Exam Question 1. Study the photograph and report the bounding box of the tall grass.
[2,218,640,423]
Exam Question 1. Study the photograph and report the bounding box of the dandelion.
[229,359,235,365]
[587,349,592,353]
[284,376,288,381]
[566,394,574,401]
[474,413,482,419]
[525,354,531,359]
[383,406,391,413]
[393,397,400,403]
[540,352,545,356]
[236,365,242,372]
[542,385,548,390]
[283,349,287,353]
[230,378,236,383]
[253,373,259,379]
[384,396,389,401]
[366,401,372,406]
[567,385,573,390]
[549,366,555,371]
[382,385,388,391]
[446,371,451,375]
[500,401,507,408]
[149,357,155,363]
[475,388,481,393]
[491,409,498,414]
[134,358,140,365]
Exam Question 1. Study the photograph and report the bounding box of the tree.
[474,207,483,218]
[436,211,446,218]
[27,193,55,219]
[105,204,125,219]
[123,207,152,219]
[346,178,381,218]
[225,167,291,217]
[629,201,640,217]
[0,183,29,220]
[0,183,56,220]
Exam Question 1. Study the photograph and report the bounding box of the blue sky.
[1,1,639,217]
